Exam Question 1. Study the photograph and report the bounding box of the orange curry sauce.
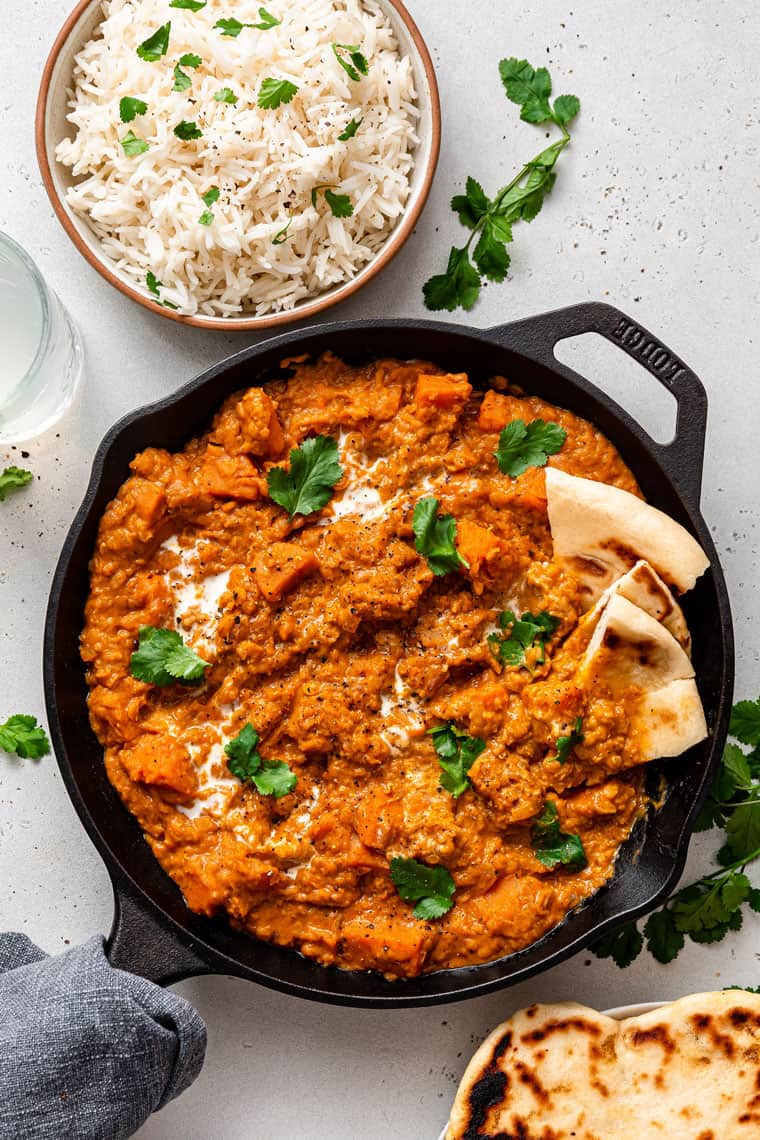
[82,355,648,979]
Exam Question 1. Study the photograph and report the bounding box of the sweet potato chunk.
[340,914,429,973]
[414,372,472,410]
[120,735,197,797]
[200,449,264,501]
[456,519,505,578]
[477,389,517,431]
[211,388,285,458]
[253,542,319,602]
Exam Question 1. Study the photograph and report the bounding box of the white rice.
[55,0,419,316]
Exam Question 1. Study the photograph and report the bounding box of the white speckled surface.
[2,2,759,1138]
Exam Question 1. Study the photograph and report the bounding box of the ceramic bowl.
[35,0,440,331]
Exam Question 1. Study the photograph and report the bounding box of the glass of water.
[0,232,84,443]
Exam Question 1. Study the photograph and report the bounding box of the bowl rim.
[34,0,441,332]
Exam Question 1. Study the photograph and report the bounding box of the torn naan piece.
[545,468,710,602]
[566,559,691,656]
[581,592,706,759]
[445,991,760,1140]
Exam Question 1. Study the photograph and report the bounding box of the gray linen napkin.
[0,933,206,1140]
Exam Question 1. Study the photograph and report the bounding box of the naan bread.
[579,593,706,759]
[446,991,760,1140]
[582,559,691,651]
[581,592,694,692]
[545,468,710,602]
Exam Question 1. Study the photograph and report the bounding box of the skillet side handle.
[488,301,708,508]
[106,874,213,986]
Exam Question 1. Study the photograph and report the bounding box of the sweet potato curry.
[82,355,674,979]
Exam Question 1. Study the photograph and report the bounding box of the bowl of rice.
[36,0,439,328]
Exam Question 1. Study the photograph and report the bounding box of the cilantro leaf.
[429,722,486,798]
[553,717,584,764]
[136,22,171,62]
[332,42,369,82]
[119,97,148,123]
[553,93,581,127]
[253,760,297,798]
[0,466,32,502]
[214,17,249,36]
[499,57,553,124]
[725,802,760,861]
[730,699,760,746]
[412,497,468,577]
[531,801,587,870]
[422,246,481,312]
[199,186,219,223]
[591,922,643,969]
[0,715,51,760]
[120,131,150,156]
[174,120,203,140]
[488,609,559,669]
[169,0,206,9]
[258,77,299,109]
[643,908,684,964]
[214,87,238,104]
[173,65,192,92]
[129,626,209,686]
[179,52,202,67]
[225,723,296,797]
[267,435,342,518]
[451,177,491,229]
[495,418,567,477]
[473,216,512,282]
[252,7,280,30]
[311,185,353,217]
[224,723,261,781]
[389,856,455,919]
[145,271,178,309]
[338,116,362,140]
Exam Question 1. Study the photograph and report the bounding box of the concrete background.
[2,1,759,1136]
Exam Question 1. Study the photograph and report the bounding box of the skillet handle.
[488,301,708,507]
[106,873,213,986]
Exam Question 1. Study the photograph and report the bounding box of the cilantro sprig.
[532,801,587,870]
[488,609,559,669]
[129,626,209,686]
[495,418,566,477]
[592,696,760,968]
[429,723,486,798]
[0,466,32,502]
[412,497,468,577]
[0,715,50,760]
[225,723,297,798]
[311,185,353,218]
[214,87,238,105]
[390,856,455,920]
[215,11,280,36]
[267,435,343,518]
[423,57,580,312]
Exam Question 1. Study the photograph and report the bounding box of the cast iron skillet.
[44,301,733,1008]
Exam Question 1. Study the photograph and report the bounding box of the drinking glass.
[0,232,84,443]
